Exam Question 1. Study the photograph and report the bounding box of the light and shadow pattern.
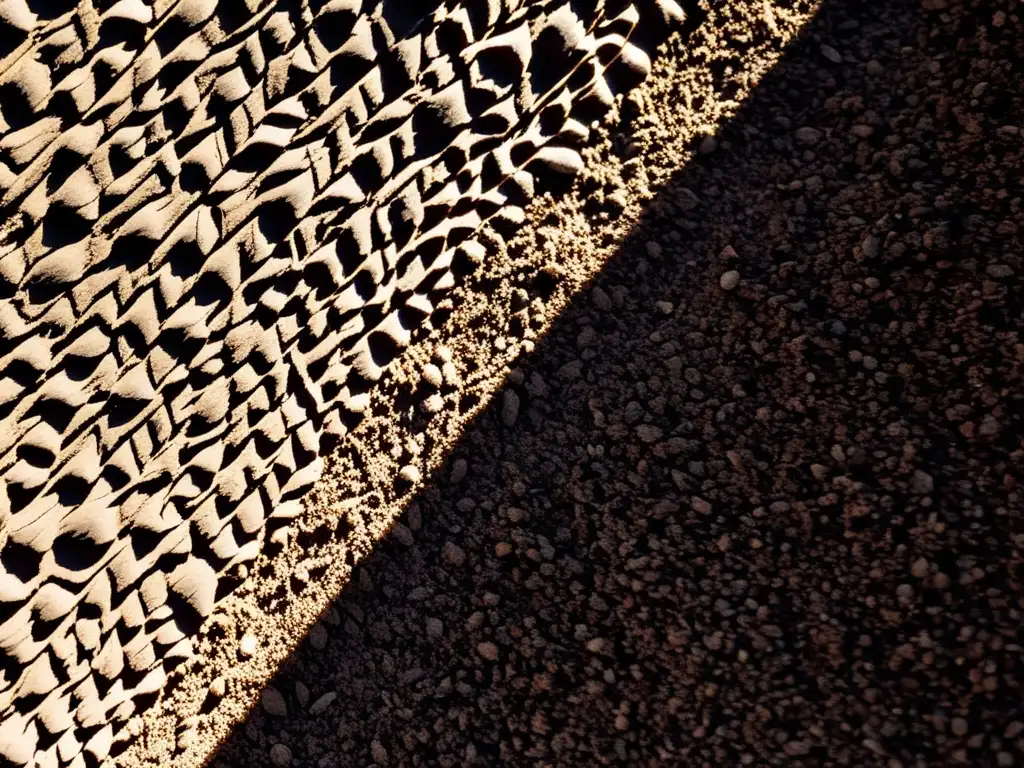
[0,0,691,765]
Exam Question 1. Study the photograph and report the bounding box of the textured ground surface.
[4,0,1023,766]
[0,0,694,765]
[189,0,1019,766]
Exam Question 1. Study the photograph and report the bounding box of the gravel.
[155,0,1024,766]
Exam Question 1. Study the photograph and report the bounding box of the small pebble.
[295,681,310,709]
[422,393,444,413]
[269,744,292,767]
[821,44,842,63]
[422,363,443,388]
[986,263,1014,278]
[636,424,663,443]
[795,126,823,145]
[442,541,466,568]
[442,361,459,385]
[577,326,598,348]
[501,389,520,427]
[720,270,741,291]
[177,729,196,751]
[239,634,258,658]
[398,464,421,485]
[624,401,644,425]
[783,741,810,757]
[261,687,287,717]
[209,677,226,698]
[477,641,499,661]
[606,191,628,211]
[910,469,934,494]
[979,415,1000,436]
[863,739,887,757]
[450,457,468,484]
[310,691,337,715]
[309,623,328,651]
[392,522,414,547]
[692,497,712,515]
[861,234,881,258]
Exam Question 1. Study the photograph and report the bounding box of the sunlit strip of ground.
[114,2,822,765]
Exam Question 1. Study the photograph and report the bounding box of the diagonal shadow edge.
[114,1,850,765]
[1,2,704,765]
[199,0,1024,765]
[205,0,1024,759]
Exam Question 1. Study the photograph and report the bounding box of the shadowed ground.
[196,0,1022,766]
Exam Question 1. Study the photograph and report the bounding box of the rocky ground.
[117,0,1022,765]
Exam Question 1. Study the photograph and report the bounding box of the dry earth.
[0,1,697,765]
[2,0,1022,765]
[197,0,1021,766]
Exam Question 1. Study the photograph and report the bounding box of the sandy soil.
[0,2,696,765]
[198,0,1021,766]
[114,0,1024,765]
[6,0,1023,765]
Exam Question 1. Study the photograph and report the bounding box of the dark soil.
[175,0,1024,765]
